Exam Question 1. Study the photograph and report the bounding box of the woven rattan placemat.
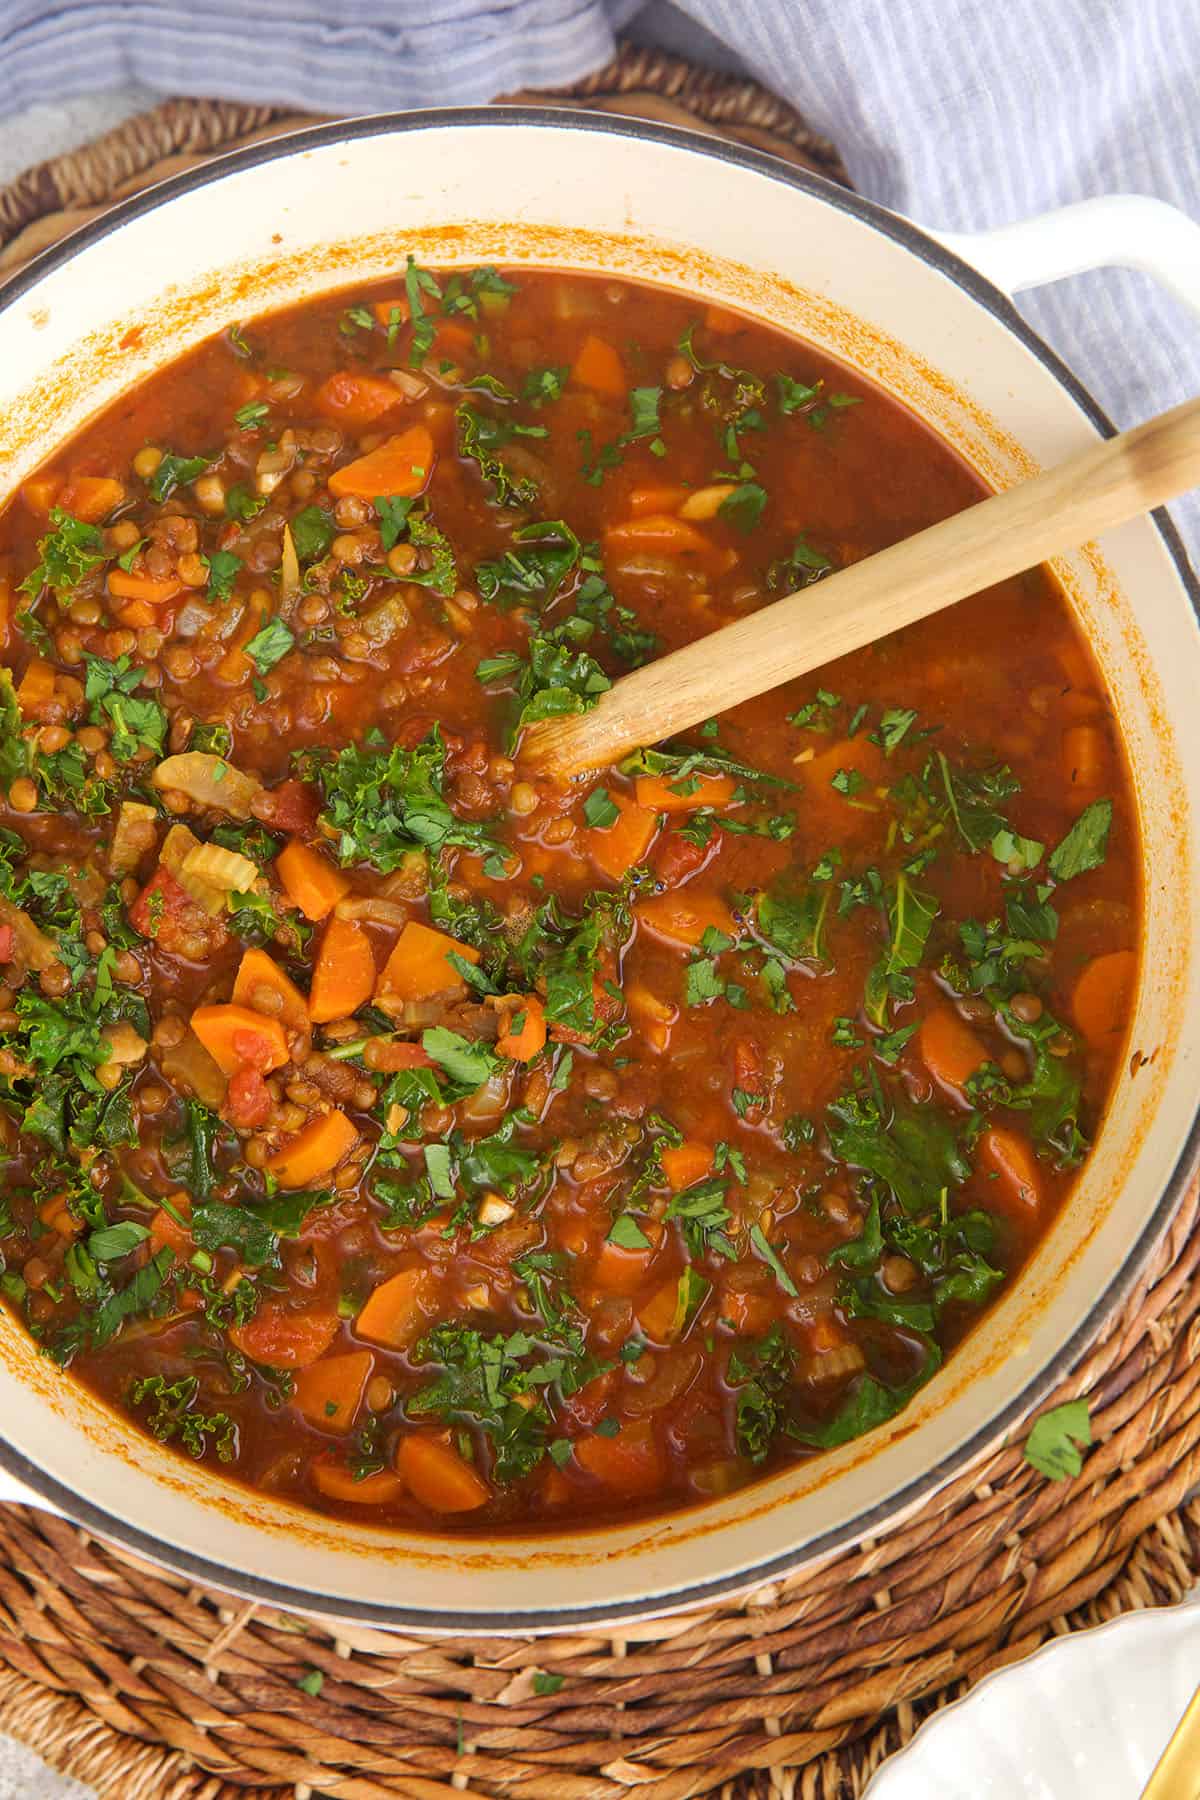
[1,46,1198,1800]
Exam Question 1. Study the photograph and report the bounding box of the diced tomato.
[231,1027,282,1073]
[257,779,321,835]
[559,1367,617,1430]
[129,866,190,938]
[652,828,712,888]
[226,1064,273,1128]
[384,1042,438,1069]
[0,925,14,963]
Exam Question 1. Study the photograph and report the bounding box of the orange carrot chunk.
[267,1110,358,1188]
[586,793,659,883]
[328,425,435,500]
[604,514,732,569]
[275,839,351,921]
[312,1459,405,1505]
[496,995,547,1062]
[377,919,479,1002]
[571,333,626,396]
[149,1200,193,1257]
[20,475,62,516]
[292,1350,374,1433]
[978,1126,1044,1214]
[636,890,738,950]
[313,369,404,429]
[635,772,737,814]
[107,569,183,606]
[355,1266,438,1350]
[589,1222,662,1295]
[190,1003,289,1077]
[574,1419,664,1496]
[229,1305,339,1368]
[232,946,311,1031]
[627,483,690,517]
[918,1006,988,1095]
[57,475,125,523]
[1072,948,1137,1047]
[397,1433,491,1514]
[309,917,377,1024]
[15,658,55,716]
[661,1141,714,1191]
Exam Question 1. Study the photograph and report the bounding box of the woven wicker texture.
[0,48,1197,1800]
[0,44,846,273]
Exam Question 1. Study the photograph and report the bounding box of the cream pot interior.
[0,113,1197,1632]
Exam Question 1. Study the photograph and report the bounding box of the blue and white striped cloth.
[2,0,1198,557]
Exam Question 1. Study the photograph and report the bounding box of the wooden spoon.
[523,394,1200,777]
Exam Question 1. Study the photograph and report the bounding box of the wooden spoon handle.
[526,393,1200,777]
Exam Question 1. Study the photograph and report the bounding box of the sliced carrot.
[586,793,659,883]
[574,1419,664,1497]
[590,1222,663,1295]
[275,839,351,921]
[292,1349,374,1433]
[496,994,547,1062]
[309,917,376,1024]
[15,658,55,715]
[107,569,183,606]
[232,945,311,1031]
[371,297,408,328]
[149,1201,193,1257]
[312,1458,404,1505]
[37,1191,81,1238]
[377,919,479,1002]
[267,1110,358,1188]
[1072,948,1137,1047]
[661,1141,714,1191]
[635,772,736,814]
[637,1276,687,1343]
[636,890,738,950]
[113,599,157,629]
[918,1006,988,1095]
[977,1126,1043,1215]
[627,982,677,1055]
[396,1433,491,1514]
[1062,724,1109,796]
[313,369,404,430]
[627,484,690,517]
[20,474,62,516]
[57,475,124,523]
[719,1287,775,1336]
[571,333,626,397]
[328,425,435,500]
[191,1003,289,1077]
[355,1266,439,1350]
[229,1304,339,1368]
[604,514,733,571]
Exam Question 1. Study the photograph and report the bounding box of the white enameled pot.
[0,113,1197,1635]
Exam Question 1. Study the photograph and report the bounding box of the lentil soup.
[0,266,1138,1530]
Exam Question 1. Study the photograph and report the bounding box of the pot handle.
[933,195,1200,320]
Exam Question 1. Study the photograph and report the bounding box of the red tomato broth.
[0,265,1139,1532]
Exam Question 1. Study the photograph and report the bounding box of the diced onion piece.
[152,752,263,820]
[180,842,259,899]
[356,593,411,649]
[101,1020,148,1066]
[0,895,57,971]
[159,1029,227,1109]
[109,800,158,875]
[332,895,409,926]
[159,822,202,881]
[476,1194,515,1227]
[677,483,737,521]
[279,523,300,602]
